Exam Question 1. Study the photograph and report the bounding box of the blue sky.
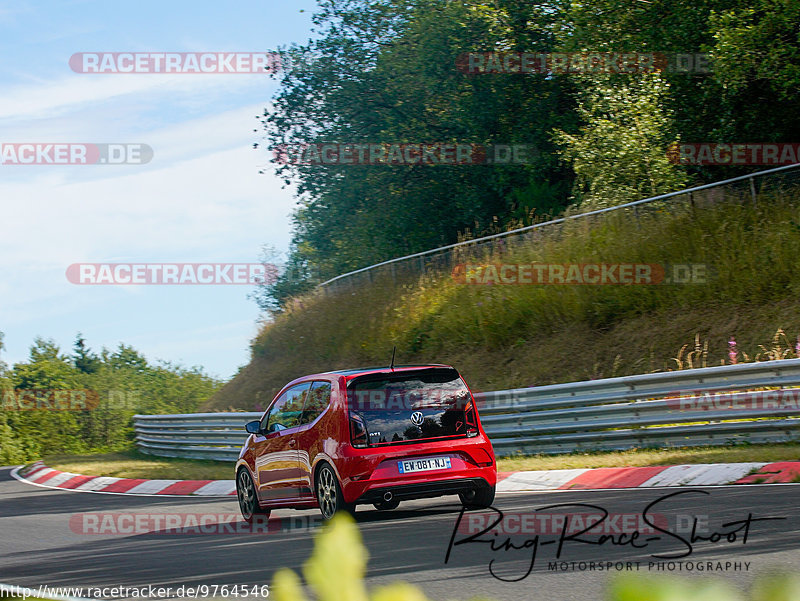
[0,1,319,379]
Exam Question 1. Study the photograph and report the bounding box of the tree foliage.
[258,0,800,309]
[555,74,689,208]
[0,333,222,463]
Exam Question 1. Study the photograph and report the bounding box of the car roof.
[286,364,454,384]
[272,364,458,400]
[326,364,452,376]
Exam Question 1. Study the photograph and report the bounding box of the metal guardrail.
[477,358,800,455]
[134,358,800,460]
[134,412,262,461]
[317,163,800,292]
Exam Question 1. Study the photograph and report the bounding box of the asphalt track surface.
[1,466,798,601]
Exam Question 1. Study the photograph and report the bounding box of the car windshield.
[347,368,472,445]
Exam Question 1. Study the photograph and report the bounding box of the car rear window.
[347,368,472,445]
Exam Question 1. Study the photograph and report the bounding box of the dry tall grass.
[207,190,800,411]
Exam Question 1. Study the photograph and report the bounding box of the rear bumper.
[355,477,491,505]
[337,434,496,504]
[341,457,496,504]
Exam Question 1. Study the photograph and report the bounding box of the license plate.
[398,456,451,474]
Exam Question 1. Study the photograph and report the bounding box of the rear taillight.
[465,400,478,437]
[350,412,368,448]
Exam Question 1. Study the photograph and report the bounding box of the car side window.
[262,383,310,433]
[301,381,332,424]
[260,391,285,432]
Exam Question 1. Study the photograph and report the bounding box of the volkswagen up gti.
[235,364,496,521]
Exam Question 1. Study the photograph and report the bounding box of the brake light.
[350,412,368,448]
[465,400,478,437]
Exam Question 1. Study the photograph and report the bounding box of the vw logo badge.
[410,411,424,426]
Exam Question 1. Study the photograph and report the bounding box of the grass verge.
[37,443,800,481]
[42,449,233,480]
[496,442,800,472]
[207,192,800,412]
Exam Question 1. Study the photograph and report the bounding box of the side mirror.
[245,420,262,435]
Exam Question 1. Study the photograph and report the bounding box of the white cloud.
[0,0,320,378]
[1,106,293,262]
[0,104,297,368]
[0,72,276,122]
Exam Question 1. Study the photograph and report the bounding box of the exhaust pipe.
[383,491,393,502]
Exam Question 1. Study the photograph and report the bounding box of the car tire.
[373,499,400,511]
[459,484,495,509]
[237,468,271,523]
[316,463,355,520]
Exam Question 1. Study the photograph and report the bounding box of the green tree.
[1,337,222,460]
[262,0,576,307]
[12,338,80,389]
[0,332,27,464]
[555,0,800,175]
[555,74,688,208]
[0,332,8,379]
[105,344,149,373]
[257,0,800,309]
[710,0,800,102]
[72,334,100,374]
[0,412,28,464]
[6,339,85,457]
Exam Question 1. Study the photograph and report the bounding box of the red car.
[235,364,496,521]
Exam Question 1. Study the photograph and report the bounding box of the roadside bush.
[0,337,222,462]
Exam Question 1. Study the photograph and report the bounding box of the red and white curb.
[496,461,800,491]
[12,459,800,498]
[11,461,236,497]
